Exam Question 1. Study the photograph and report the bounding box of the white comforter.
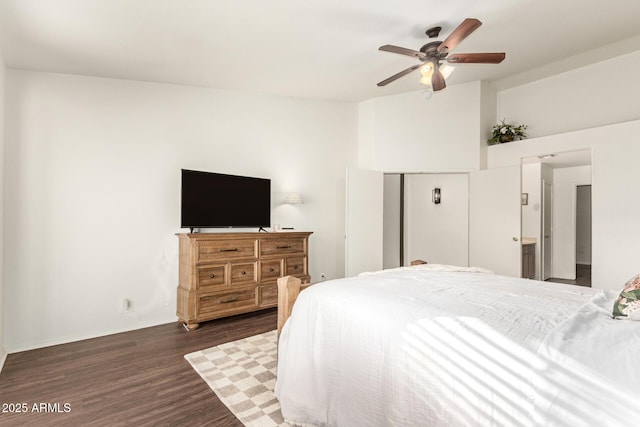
[275,266,638,426]
[532,291,640,426]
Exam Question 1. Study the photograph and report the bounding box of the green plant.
[488,120,528,145]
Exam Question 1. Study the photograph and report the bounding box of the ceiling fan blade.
[447,52,506,64]
[379,45,426,59]
[376,64,421,86]
[431,69,446,91]
[437,18,482,54]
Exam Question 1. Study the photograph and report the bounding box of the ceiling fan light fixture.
[419,62,434,86]
[419,62,433,77]
[419,62,454,87]
[440,63,455,79]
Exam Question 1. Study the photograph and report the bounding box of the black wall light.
[432,188,441,204]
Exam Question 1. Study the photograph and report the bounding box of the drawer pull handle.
[220,297,238,304]
[293,265,299,270]
[270,268,274,272]
[241,271,246,276]
[209,274,216,278]
[220,248,238,252]
[277,245,292,249]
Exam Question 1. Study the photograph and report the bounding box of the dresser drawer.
[259,260,282,283]
[258,284,278,307]
[197,265,226,290]
[285,256,307,277]
[197,288,257,317]
[229,262,257,286]
[197,239,257,263]
[260,238,305,257]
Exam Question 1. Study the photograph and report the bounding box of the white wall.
[497,51,640,138]
[552,165,592,279]
[0,50,6,369]
[479,82,498,170]
[404,174,469,267]
[592,139,640,291]
[4,70,358,352]
[358,81,484,173]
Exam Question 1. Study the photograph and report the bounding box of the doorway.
[382,173,470,269]
[574,185,592,286]
[521,149,592,285]
[543,183,592,287]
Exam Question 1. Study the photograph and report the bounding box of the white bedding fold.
[360,263,495,275]
[532,291,640,427]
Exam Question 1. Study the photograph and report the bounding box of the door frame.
[542,180,553,280]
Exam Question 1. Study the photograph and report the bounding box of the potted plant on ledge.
[488,120,528,145]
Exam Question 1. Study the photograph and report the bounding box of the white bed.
[275,265,640,427]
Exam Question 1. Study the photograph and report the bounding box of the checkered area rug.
[184,330,289,426]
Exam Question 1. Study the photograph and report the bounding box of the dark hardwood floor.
[0,309,277,426]
[546,263,592,287]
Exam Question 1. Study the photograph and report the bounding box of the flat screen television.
[181,169,271,230]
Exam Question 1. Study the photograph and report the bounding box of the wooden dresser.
[176,231,312,330]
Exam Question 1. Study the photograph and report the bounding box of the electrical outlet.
[121,298,130,313]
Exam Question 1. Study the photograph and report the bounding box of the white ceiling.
[0,0,639,102]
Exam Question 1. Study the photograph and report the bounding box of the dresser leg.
[182,322,200,331]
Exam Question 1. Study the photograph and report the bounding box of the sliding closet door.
[383,174,402,269]
[345,168,384,277]
[469,166,521,277]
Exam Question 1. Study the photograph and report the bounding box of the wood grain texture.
[0,309,277,426]
[277,276,301,337]
[276,277,313,338]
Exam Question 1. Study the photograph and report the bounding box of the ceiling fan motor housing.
[419,41,442,58]
[425,26,441,38]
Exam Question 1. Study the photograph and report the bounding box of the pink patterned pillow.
[612,274,640,320]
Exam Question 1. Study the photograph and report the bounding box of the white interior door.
[542,181,553,280]
[469,166,521,277]
[345,168,384,277]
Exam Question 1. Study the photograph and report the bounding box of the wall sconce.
[283,192,304,204]
[432,188,441,204]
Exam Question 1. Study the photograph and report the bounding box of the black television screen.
[181,169,271,229]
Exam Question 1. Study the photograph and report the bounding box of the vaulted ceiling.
[0,0,639,102]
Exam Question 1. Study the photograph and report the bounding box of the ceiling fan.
[377,18,505,91]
